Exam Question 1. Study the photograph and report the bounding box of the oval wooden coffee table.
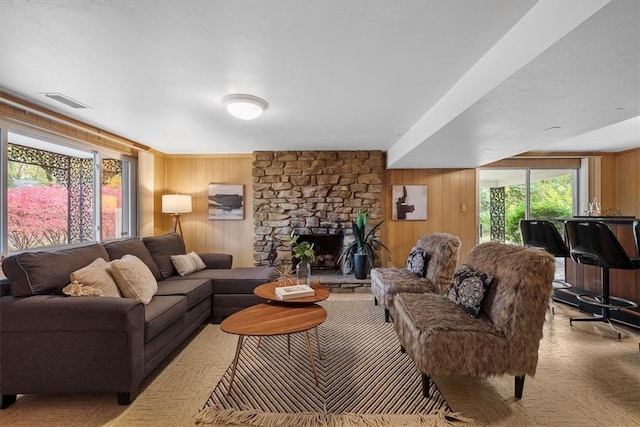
[254,281,329,367]
[220,302,327,394]
[254,280,330,303]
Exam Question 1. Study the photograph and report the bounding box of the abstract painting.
[208,184,244,220]
[392,185,427,220]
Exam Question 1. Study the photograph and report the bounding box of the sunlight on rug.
[196,298,471,426]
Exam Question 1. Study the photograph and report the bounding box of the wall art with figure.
[392,185,427,220]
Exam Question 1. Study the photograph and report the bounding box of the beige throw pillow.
[110,254,158,304]
[70,257,121,297]
[171,252,206,276]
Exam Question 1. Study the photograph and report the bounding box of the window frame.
[0,119,138,258]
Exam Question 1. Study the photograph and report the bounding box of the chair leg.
[384,308,390,323]
[422,374,430,398]
[515,375,525,399]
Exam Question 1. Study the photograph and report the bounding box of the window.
[2,129,136,254]
[101,157,131,241]
[478,167,577,282]
[478,168,577,245]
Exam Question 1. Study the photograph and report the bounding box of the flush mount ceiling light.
[221,94,268,120]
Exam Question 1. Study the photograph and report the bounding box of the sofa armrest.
[0,295,143,331]
[198,253,233,269]
[0,295,145,397]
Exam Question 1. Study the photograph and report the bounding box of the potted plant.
[282,231,315,286]
[340,211,390,279]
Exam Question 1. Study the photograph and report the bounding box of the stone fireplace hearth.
[252,150,384,269]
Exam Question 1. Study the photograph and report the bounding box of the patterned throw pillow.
[447,265,493,317]
[406,247,428,277]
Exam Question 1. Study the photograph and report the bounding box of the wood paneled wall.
[138,151,156,237]
[615,148,640,218]
[598,148,640,219]
[150,155,478,268]
[143,148,640,270]
[384,169,477,265]
[153,155,256,267]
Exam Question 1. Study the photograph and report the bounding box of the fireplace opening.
[295,234,344,270]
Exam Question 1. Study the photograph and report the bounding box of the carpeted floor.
[1,294,639,426]
[196,299,462,426]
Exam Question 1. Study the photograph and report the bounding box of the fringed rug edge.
[195,405,472,426]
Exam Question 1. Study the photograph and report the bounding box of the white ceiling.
[0,0,638,168]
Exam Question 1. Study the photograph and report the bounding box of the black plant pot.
[353,253,369,279]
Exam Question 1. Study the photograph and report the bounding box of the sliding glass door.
[478,168,576,245]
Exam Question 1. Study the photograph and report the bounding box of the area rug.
[196,298,469,426]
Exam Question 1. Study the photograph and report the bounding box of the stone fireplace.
[252,150,384,269]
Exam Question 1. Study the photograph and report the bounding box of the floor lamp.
[162,194,192,236]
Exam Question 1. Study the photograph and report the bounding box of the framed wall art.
[392,185,427,220]
[208,184,244,220]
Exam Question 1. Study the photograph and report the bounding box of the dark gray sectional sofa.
[0,232,275,408]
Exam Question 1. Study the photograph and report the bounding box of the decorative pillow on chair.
[70,258,121,297]
[406,247,428,277]
[447,265,493,317]
[110,254,158,304]
[171,252,206,276]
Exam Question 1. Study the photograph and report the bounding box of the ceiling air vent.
[40,92,91,109]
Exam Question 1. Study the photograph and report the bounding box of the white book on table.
[275,285,315,300]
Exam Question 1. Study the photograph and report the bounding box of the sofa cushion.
[70,258,121,297]
[171,252,206,277]
[155,277,211,310]
[103,238,162,281]
[446,265,493,317]
[144,295,187,343]
[185,267,277,294]
[370,267,437,308]
[406,246,428,277]
[392,292,507,376]
[2,244,110,297]
[143,233,186,279]
[110,255,158,304]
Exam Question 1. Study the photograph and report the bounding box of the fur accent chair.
[393,241,554,399]
[370,232,461,322]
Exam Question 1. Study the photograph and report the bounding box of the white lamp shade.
[162,194,192,214]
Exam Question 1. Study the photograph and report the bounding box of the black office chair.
[519,219,571,314]
[564,220,640,339]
